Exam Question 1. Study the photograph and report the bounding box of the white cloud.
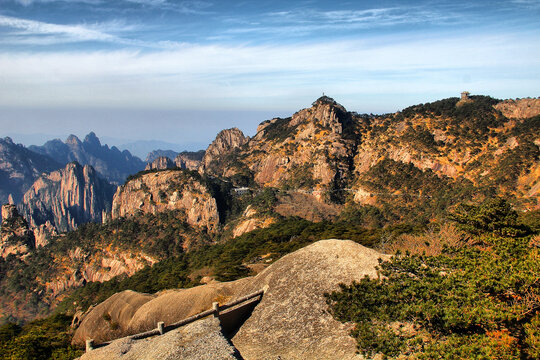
[0,30,538,110]
[0,15,119,42]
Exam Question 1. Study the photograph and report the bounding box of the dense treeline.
[327,199,540,359]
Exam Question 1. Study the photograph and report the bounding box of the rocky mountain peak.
[289,96,350,133]
[66,134,81,145]
[1,203,34,258]
[19,161,115,238]
[145,156,175,171]
[1,203,17,221]
[201,128,248,170]
[84,132,101,148]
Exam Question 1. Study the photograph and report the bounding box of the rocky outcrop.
[29,132,145,184]
[175,150,205,171]
[111,170,219,232]
[494,98,540,119]
[0,137,61,204]
[144,156,175,171]
[74,239,387,359]
[201,128,248,173]
[0,204,34,258]
[241,96,358,194]
[44,248,157,299]
[230,205,276,238]
[19,162,116,235]
[72,278,252,345]
[231,239,387,360]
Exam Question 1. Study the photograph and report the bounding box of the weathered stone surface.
[73,278,252,345]
[494,98,540,119]
[72,290,156,345]
[111,169,219,232]
[74,239,387,359]
[231,239,388,360]
[201,128,248,174]
[78,318,240,360]
[0,203,34,258]
[175,151,204,171]
[144,156,175,171]
[19,162,115,235]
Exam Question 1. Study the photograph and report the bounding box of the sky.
[0,0,539,153]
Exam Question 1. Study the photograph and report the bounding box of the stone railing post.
[212,302,220,317]
[157,321,165,335]
[86,339,94,352]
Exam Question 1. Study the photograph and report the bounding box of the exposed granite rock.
[232,239,387,360]
[0,137,61,204]
[242,97,358,195]
[231,206,276,238]
[78,318,240,360]
[18,162,116,236]
[201,128,248,174]
[74,239,386,359]
[0,203,34,258]
[29,132,145,184]
[494,98,540,119]
[73,290,156,345]
[175,150,205,171]
[111,170,219,232]
[145,156,175,171]
[73,278,252,345]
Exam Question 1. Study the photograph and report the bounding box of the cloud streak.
[0,30,538,110]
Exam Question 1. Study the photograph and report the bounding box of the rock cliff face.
[205,97,360,199]
[0,137,61,204]
[494,98,540,119]
[201,128,248,176]
[199,94,539,213]
[111,170,219,232]
[144,156,175,171]
[175,150,205,171]
[0,204,34,258]
[29,132,145,184]
[19,162,116,236]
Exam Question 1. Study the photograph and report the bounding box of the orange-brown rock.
[494,98,540,119]
[19,162,115,236]
[144,156,175,171]
[111,170,219,232]
[0,204,34,258]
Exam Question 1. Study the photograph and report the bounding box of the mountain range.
[0,94,538,358]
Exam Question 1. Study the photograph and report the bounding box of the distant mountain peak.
[312,95,337,106]
[66,134,81,145]
[84,132,101,147]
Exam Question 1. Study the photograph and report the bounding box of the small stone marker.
[212,302,220,317]
[86,339,94,352]
[157,321,165,335]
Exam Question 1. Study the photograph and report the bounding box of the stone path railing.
[85,289,265,352]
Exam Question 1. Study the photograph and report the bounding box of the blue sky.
[0,0,539,152]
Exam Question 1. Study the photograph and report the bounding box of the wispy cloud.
[0,15,119,42]
[12,0,212,14]
[0,15,187,48]
[0,31,537,110]
[219,5,466,40]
